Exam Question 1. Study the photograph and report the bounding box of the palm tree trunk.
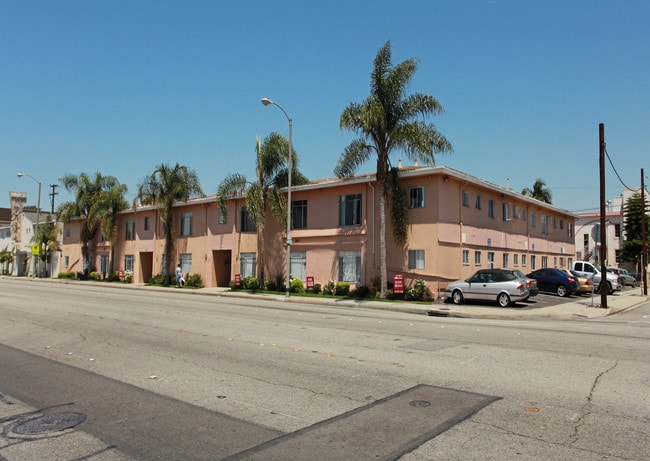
[379,186,387,298]
[257,226,265,290]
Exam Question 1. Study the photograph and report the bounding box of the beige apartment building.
[59,166,577,297]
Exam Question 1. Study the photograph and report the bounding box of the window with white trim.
[240,252,256,278]
[338,250,361,282]
[408,250,425,270]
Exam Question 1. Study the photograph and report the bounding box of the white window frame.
[338,250,361,282]
[240,252,256,278]
[462,250,470,265]
[290,251,307,281]
[180,253,192,274]
[408,250,425,270]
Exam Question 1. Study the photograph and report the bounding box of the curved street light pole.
[261,98,293,299]
[17,172,42,278]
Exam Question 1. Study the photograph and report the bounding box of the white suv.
[572,261,621,294]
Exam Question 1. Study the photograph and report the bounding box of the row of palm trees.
[55,41,456,295]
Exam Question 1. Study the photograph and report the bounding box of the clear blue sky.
[2,0,648,214]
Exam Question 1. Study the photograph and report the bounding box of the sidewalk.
[5,276,648,320]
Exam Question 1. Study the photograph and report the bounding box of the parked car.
[526,268,579,297]
[572,261,621,294]
[444,269,530,307]
[607,267,636,287]
[506,268,538,300]
[559,269,593,295]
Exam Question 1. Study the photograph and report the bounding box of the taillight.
[568,277,575,283]
[517,284,524,290]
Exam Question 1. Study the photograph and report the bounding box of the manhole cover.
[13,412,87,435]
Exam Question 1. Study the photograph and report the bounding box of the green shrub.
[311,283,322,294]
[149,273,165,285]
[242,276,259,291]
[230,279,239,290]
[267,280,278,292]
[405,279,434,302]
[290,278,305,293]
[57,271,76,279]
[184,273,204,288]
[322,280,336,295]
[335,282,350,296]
[351,285,371,298]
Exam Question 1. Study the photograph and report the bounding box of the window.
[144,217,150,231]
[474,251,481,265]
[583,233,589,247]
[488,200,495,218]
[124,255,134,272]
[65,226,70,237]
[614,223,621,238]
[475,195,482,210]
[241,207,255,232]
[125,219,135,240]
[339,193,362,226]
[292,200,307,229]
[409,187,425,208]
[180,253,192,274]
[521,208,527,221]
[503,253,509,268]
[503,203,511,221]
[553,217,557,228]
[218,210,226,224]
[514,206,520,219]
[542,256,548,268]
[408,250,425,270]
[180,212,193,236]
[338,250,361,282]
[462,191,470,207]
[64,256,69,267]
[615,249,621,263]
[513,254,519,266]
[240,252,256,278]
[462,250,470,265]
[290,251,306,281]
[487,252,495,268]
[560,219,564,230]
[530,255,536,270]
[522,254,527,267]
[531,212,536,228]
[541,215,549,235]
[100,255,109,277]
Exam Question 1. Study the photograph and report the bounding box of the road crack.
[572,359,620,440]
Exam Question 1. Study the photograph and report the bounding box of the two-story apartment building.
[59,166,577,297]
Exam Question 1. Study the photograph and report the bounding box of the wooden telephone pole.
[599,124,608,308]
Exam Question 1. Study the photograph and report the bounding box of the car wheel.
[556,284,567,297]
[497,292,511,307]
[452,290,464,305]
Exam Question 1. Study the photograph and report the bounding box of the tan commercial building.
[59,166,577,297]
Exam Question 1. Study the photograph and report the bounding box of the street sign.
[31,243,40,255]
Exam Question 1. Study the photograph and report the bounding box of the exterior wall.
[57,166,578,297]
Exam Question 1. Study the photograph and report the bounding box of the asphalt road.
[0,278,648,460]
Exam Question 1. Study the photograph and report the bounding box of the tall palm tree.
[34,214,61,277]
[97,182,129,274]
[335,41,453,297]
[57,172,125,277]
[217,133,306,289]
[521,179,552,204]
[136,163,203,284]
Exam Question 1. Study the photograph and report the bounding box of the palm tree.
[335,41,453,297]
[57,172,125,277]
[521,179,552,204]
[34,215,61,277]
[136,163,203,284]
[217,133,306,289]
[97,182,129,275]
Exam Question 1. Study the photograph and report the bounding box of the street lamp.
[17,172,42,278]
[261,97,293,298]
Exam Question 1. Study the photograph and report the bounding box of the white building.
[0,191,60,277]
[574,187,647,275]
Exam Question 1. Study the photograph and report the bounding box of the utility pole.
[642,168,647,295]
[49,184,59,214]
[599,123,608,308]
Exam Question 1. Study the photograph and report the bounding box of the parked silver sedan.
[444,269,530,307]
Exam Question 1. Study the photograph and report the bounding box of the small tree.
[620,192,650,271]
[521,179,552,204]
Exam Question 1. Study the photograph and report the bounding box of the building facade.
[59,166,577,297]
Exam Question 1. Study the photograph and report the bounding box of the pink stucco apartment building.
[59,166,577,297]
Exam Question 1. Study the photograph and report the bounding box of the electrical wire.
[604,146,636,192]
